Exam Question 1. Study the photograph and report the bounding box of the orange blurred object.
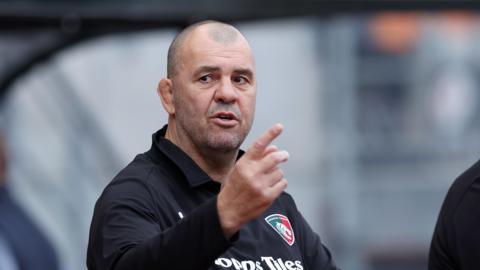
[369,12,420,54]
[440,11,476,39]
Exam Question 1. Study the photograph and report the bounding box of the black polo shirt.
[87,125,338,270]
[429,158,480,270]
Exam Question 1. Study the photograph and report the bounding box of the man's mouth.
[213,112,238,121]
[211,112,239,127]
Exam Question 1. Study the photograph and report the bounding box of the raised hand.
[217,124,289,238]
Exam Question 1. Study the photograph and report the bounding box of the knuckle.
[258,190,272,204]
[260,188,270,198]
[247,178,260,191]
[266,145,277,152]
[251,181,268,197]
[254,181,266,194]
[281,178,288,189]
[253,141,264,150]
[236,163,252,178]
[277,169,284,179]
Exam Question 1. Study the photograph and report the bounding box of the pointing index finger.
[247,123,284,158]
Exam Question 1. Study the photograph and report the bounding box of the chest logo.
[265,214,295,246]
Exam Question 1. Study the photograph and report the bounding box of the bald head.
[167,20,247,78]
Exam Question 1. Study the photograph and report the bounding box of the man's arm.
[88,179,232,270]
[88,124,289,270]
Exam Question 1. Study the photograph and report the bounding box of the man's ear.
[157,78,175,115]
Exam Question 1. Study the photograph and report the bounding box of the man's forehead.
[182,23,252,54]
[185,46,255,73]
[179,26,254,66]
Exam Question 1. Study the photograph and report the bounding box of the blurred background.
[1,1,480,270]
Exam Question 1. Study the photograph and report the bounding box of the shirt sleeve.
[87,178,235,270]
[283,194,340,270]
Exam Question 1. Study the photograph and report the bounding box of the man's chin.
[206,134,244,152]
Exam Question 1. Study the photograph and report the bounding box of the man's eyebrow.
[193,66,254,79]
[193,66,221,76]
[233,68,254,79]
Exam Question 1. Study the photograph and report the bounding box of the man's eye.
[233,76,248,84]
[199,75,213,83]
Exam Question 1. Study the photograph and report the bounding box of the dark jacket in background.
[429,159,480,270]
[0,186,59,270]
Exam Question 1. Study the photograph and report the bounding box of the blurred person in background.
[429,159,480,269]
[0,134,59,270]
[87,20,338,269]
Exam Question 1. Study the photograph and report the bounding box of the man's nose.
[214,77,239,104]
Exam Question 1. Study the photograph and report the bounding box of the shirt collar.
[150,125,244,188]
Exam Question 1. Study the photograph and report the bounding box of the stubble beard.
[175,99,252,154]
[178,117,249,153]
[203,127,247,153]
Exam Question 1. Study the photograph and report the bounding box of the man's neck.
[164,123,237,183]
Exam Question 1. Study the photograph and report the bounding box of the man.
[87,20,338,270]
[429,159,480,269]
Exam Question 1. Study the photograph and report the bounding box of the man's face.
[171,27,256,153]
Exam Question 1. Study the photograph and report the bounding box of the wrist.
[217,193,240,239]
